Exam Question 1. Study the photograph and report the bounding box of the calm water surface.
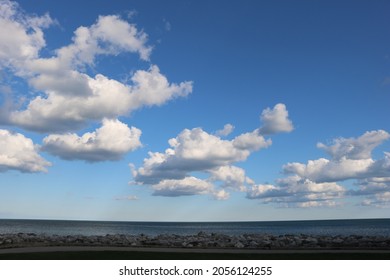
[1,219,390,237]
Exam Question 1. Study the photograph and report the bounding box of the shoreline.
[1,232,390,250]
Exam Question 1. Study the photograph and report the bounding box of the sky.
[0,0,389,222]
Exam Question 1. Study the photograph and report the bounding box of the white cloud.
[276,175,345,194]
[295,200,339,208]
[350,176,390,208]
[28,68,93,97]
[283,157,374,183]
[361,192,390,208]
[0,0,54,70]
[215,123,234,137]
[247,176,345,207]
[366,152,390,178]
[152,177,214,197]
[42,118,142,162]
[212,189,230,200]
[208,165,251,191]
[233,129,272,151]
[246,184,280,199]
[283,131,390,183]
[0,129,51,173]
[0,3,192,133]
[133,127,270,184]
[258,103,294,135]
[127,65,192,108]
[317,130,389,160]
[131,105,294,199]
[10,65,192,132]
[25,14,151,72]
[151,176,230,200]
[352,177,390,196]
[249,130,390,208]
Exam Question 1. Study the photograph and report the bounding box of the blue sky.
[0,0,389,221]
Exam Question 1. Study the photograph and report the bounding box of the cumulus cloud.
[283,157,374,183]
[249,130,390,208]
[53,14,152,66]
[9,65,192,132]
[152,177,214,197]
[208,165,252,191]
[233,129,272,151]
[0,1,192,133]
[247,176,345,207]
[215,123,234,137]
[0,129,51,172]
[133,127,271,185]
[350,176,390,207]
[317,130,389,160]
[283,130,390,183]
[0,0,54,70]
[212,189,230,200]
[352,177,390,196]
[42,118,142,162]
[258,103,294,135]
[361,192,390,208]
[131,105,293,199]
[1,5,149,73]
[151,176,229,200]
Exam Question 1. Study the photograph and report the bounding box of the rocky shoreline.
[1,232,390,250]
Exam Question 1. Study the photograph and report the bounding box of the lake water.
[1,218,390,237]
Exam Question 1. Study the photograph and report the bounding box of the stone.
[0,233,389,250]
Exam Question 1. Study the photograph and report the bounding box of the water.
[1,219,390,237]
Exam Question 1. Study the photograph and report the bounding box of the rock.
[0,233,389,250]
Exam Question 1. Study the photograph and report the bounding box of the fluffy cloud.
[131,104,293,199]
[233,129,272,151]
[283,130,390,183]
[317,130,389,160]
[208,165,252,191]
[9,65,192,132]
[20,14,152,102]
[0,1,192,133]
[215,123,234,137]
[0,1,192,170]
[258,103,294,135]
[350,177,390,207]
[53,14,152,67]
[212,189,230,200]
[361,192,390,208]
[352,177,390,196]
[247,176,345,207]
[283,157,374,183]
[152,177,214,197]
[151,176,231,200]
[249,130,390,208]
[133,127,271,184]
[42,118,142,162]
[0,129,51,172]
[0,0,53,69]
[1,3,149,73]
